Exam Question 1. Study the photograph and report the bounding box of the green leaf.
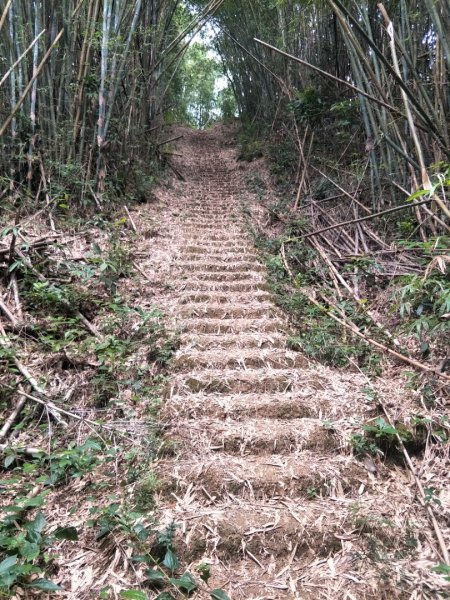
[163,548,179,573]
[4,454,16,469]
[407,188,429,201]
[145,569,165,583]
[0,555,17,574]
[155,594,175,600]
[210,590,231,600]
[29,579,62,591]
[54,526,79,541]
[23,462,37,473]
[23,494,46,508]
[30,511,47,534]
[120,591,148,600]
[20,542,40,561]
[169,572,197,593]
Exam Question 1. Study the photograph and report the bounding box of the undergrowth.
[0,209,201,598]
[250,225,382,372]
[239,124,450,376]
[0,200,231,598]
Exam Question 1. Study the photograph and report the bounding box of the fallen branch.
[156,134,183,147]
[382,403,450,564]
[166,160,185,181]
[0,324,68,427]
[2,384,148,442]
[300,197,434,240]
[0,387,27,441]
[254,37,412,121]
[13,247,101,338]
[0,296,18,326]
[349,356,450,564]
[133,261,153,283]
[301,291,450,384]
[124,206,138,233]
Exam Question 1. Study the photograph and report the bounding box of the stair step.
[176,262,264,273]
[183,235,249,243]
[178,291,272,304]
[180,317,287,334]
[170,417,334,454]
[165,391,316,419]
[179,252,259,261]
[168,503,346,562]
[179,304,277,319]
[181,282,271,293]
[178,332,285,350]
[173,348,306,371]
[159,453,367,499]
[180,271,264,282]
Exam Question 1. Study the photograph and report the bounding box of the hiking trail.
[153,125,446,600]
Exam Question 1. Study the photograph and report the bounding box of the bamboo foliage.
[205,0,449,231]
[0,0,215,203]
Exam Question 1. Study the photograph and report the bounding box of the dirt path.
[156,126,447,599]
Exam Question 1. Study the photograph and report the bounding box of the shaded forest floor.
[0,124,449,599]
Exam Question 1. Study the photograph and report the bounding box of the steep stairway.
[156,128,434,600]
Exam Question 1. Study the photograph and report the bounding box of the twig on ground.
[0,296,18,326]
[124,206,138,233]
[0,387,27,441]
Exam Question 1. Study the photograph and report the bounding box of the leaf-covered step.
[177,331,285,350]
[164,391,316,420]
[173,348,307,371]
[179,252,260,262]
[181,281,271,293]
[159,452,367,499]
[170,417,334,454]
[177,262,264,273]
[179,303,277,319]
[179,271,264,282]
[178,291,271,304]
[171,503,346,562]
[171,366,310,395]
[180,317,288,334]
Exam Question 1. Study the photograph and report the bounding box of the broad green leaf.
[29,578,62,591]
[155,594,175,600]
[0,555,17,574]
[4,454,16,469]
[145,569,165,583]
[23,494,46,508]
[20,542,40,561]
[169,572,197,593]
[30,511,47,534]
[162,548,179,572]
[407,188,429,201]
[22,462,37,474]
[120,591,148,600]
[54,526,79,541]
[210,590,231,600]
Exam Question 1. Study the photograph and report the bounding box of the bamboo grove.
[1,0,450,232]
[205,0,450,234]
[0,0,226,207]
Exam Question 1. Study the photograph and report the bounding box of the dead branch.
[0,387,27,441]
[156,134,184,147]
[300,290,450,383]
[301,197,434,240]
[2,384,147,442]
[124,206,138,233]
[0,322,69,427]
[13,247,101,338]
[0,296,18,326]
